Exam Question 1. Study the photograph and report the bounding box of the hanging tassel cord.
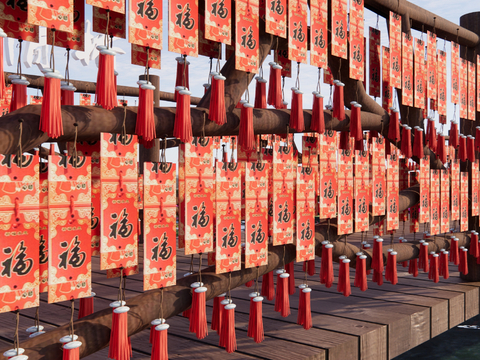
[117,267,125,304]
[182,55,188,89]
[190,254,194,275]
[16,40,23,76]
[216,45,222,74]
[228,272,232,303]
[198,253,203,285]
[70,299,75,340]
[296,62,301,90]
[245,72,250,103]
[208,57,213,85]
[17,119,23,168]
[316,68,322,94]
[121,104,127,145]
[73,123,78,168]
[35,306,40,330]
[50,30,56,72]
[104,10,111,47]
[13,310,20,355]
[254,267,260,295]
[144,47,150,83]
[158,288,164,320]
[282,76,286,103]
[65,49,71,84]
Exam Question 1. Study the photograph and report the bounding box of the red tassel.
[182,272,193,318]
[278,100,288,109]
[238,102,255,152]
[78,292,95,319]
[245,280,254,287]
[386,250,398,285]
[151,323,169,360]
[339,131,350,150]
[428,254,439,283]
[413,127,424,159]
[310,92,325,134]
[339,259,351,297]
[9,79,28,113]
[248,292,258,338]
[254,76,267,109]
[248,295,264,343]
[303,259,315,276]
[203,83,210,95]
[173,87,193,143]
[320,243,334,288]
[349,102,363,141]
[426,118,437,152]
[108,301,125,360]
[285,261,296,295]
[0,34,5,100]
[289,88,304,132]
[450,121,459,149]
[372,237,384,285]
[436,134,447,163]
[362,243,371,275]
[211,293,226,333]
[467,135,475,162]
[209,73,227,125]
[61,82,76,106]
[112,306,132,360]
[388,108,400,143]
[418,241,429,273]
[95,46,116,110]
[39,71,63,138]
[459,247,468,275]
[337,255,347,294]
[399,238,408,267]
[450,237,459,265]
[354,253,367,291]
[136,81,156,143]
[190,285,207,339]
[219,302,237,353]
[401,126,413,158]
[267,62,283,108]
[332,81,345,121]
[470,231,479,258]
[274,270,290,317]
[175,57,189,102]
[62,340,81,360]
[440,251,449,279]
[459,135,467,162]
[297,284,306,326]
[476,127,480,152]
[149,318,164,344]
[297,286,312,330]
[408,258,419,277]
[189,283,199,333]
[261,271,275,301]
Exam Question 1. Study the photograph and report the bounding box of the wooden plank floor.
[0,229,479,360]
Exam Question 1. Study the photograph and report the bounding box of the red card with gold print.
[205,0,231,44]
[266,0,286,38]
[419,156,430,223]
[437,50,447,115]
[451,42,459,104]
[47,0,84,51]
[27,0,73,32]
[440,170,449,234]
[199,14,221,58]
[401,33,413,106]
[129,0,162,49]
[310,0,327,69]
[93,7,126,38]
[319,130,337,219]
[427,31,437,100]
[30,95,42,105]
[369,27,381,98]
[355,150,369,232]
[0,18,39,42]
[131,44,161,69]
[245,162,269,268]
[143,162,176,290]
[216,162,242,274]
[389,12,402,89]
[296,167,315,263]
[100,133,138,270]
[39,161,48,293]
[288,0,308,64]
[451,160,459,221]
[0,155,39,313]
[460,59,468,119]
[184,138,215,255]
[338,149,353,235]
[349,0,364,80]
[460,172,468,232]
[468,61,476,120]
[0,0,28,22]
[169,0,198,56]
[414,38,425,109]
[386,154,399,231]
[87,0,125,13]
[331,0,347,59]
[235,0,259,73]
[471,161,479,217]
[429,169,440,235]
[48,154,91,303]
[371,136,385,216]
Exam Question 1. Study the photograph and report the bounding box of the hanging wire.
[216,44,222,73]
[13,310,19,355]
[198,253,203,285]
[117,267,124,303]
[376,14,379,29]
[316,68,322,93]
[104,10,111,47]
[189,254,194,274]
[295,62,301,89]
[228,272,232,302]
[159,288,164,320]
[121,104,127,145]
[16,40,23,76]
[65,49,71,84]
[208,57,213,85]
[245,72,250,103]
[17,119,23,168]
[254,267,260,295]
[182,54,188,89]
[70,299,75,340]
[144,47,151,82]
[73,123,78,168]
[49,30,56,71]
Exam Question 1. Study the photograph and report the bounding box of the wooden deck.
[1,230,479,360]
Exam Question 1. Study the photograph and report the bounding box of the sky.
[2,1,479,163]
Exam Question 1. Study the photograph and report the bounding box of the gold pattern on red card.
[399,159,409,222]
[199,14,221,58]
[0,0,28,22]
[382,46,392,111]
[386,154,399,231]
[238,147,257,221]
[69,141,101,256]
[39,161,48,293]
[324,66,334,85]
[100,133,138,270]
[296,167,315,262]
[477,55,480,112]
[310,0,327,69]
[215,162,242,274]
[368,27,381,98]
[331,0,347,59]
[143,162,176,290]
[437,50,447,115]
[29,95,42,105]
[27,0,73,31]
[414,38,425,109]
[355,150,369,232]
[373,219,385,236]
[245,162,269,268]
[272,137,294,245]
[129,0,162,49]
[169,0,198,56]
[468,61,476,120]
[440,170,449,234]
[451,42,459,104]
[87,0,125,13]
[419,156,430,223]
[319,130,337,219]
[93,6,126,39]
[235,0,259,73]
[277,50,292,78]
[460,59,468,119]
[266,0,286,38]
[338,149,353,235]
[47,0,84,50]
[426,31,437,100]
[389,12,401,89]
[302,136,318,168]
[79,94,91,106]
[288,0,307,64]
[471,161,479,217]
[401,33,413,106]
[0,155,39,313]
[178,146,185,248]
[460,172,468,232]
[349,0,364,80]
[47,154,91,303]
[372,136,385,216]
[0,18,39,42]
[131,44,161,69]
[183,138,215,255]
[429,169,440,235]
[205,0,231,44]
[451,159,459,221]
